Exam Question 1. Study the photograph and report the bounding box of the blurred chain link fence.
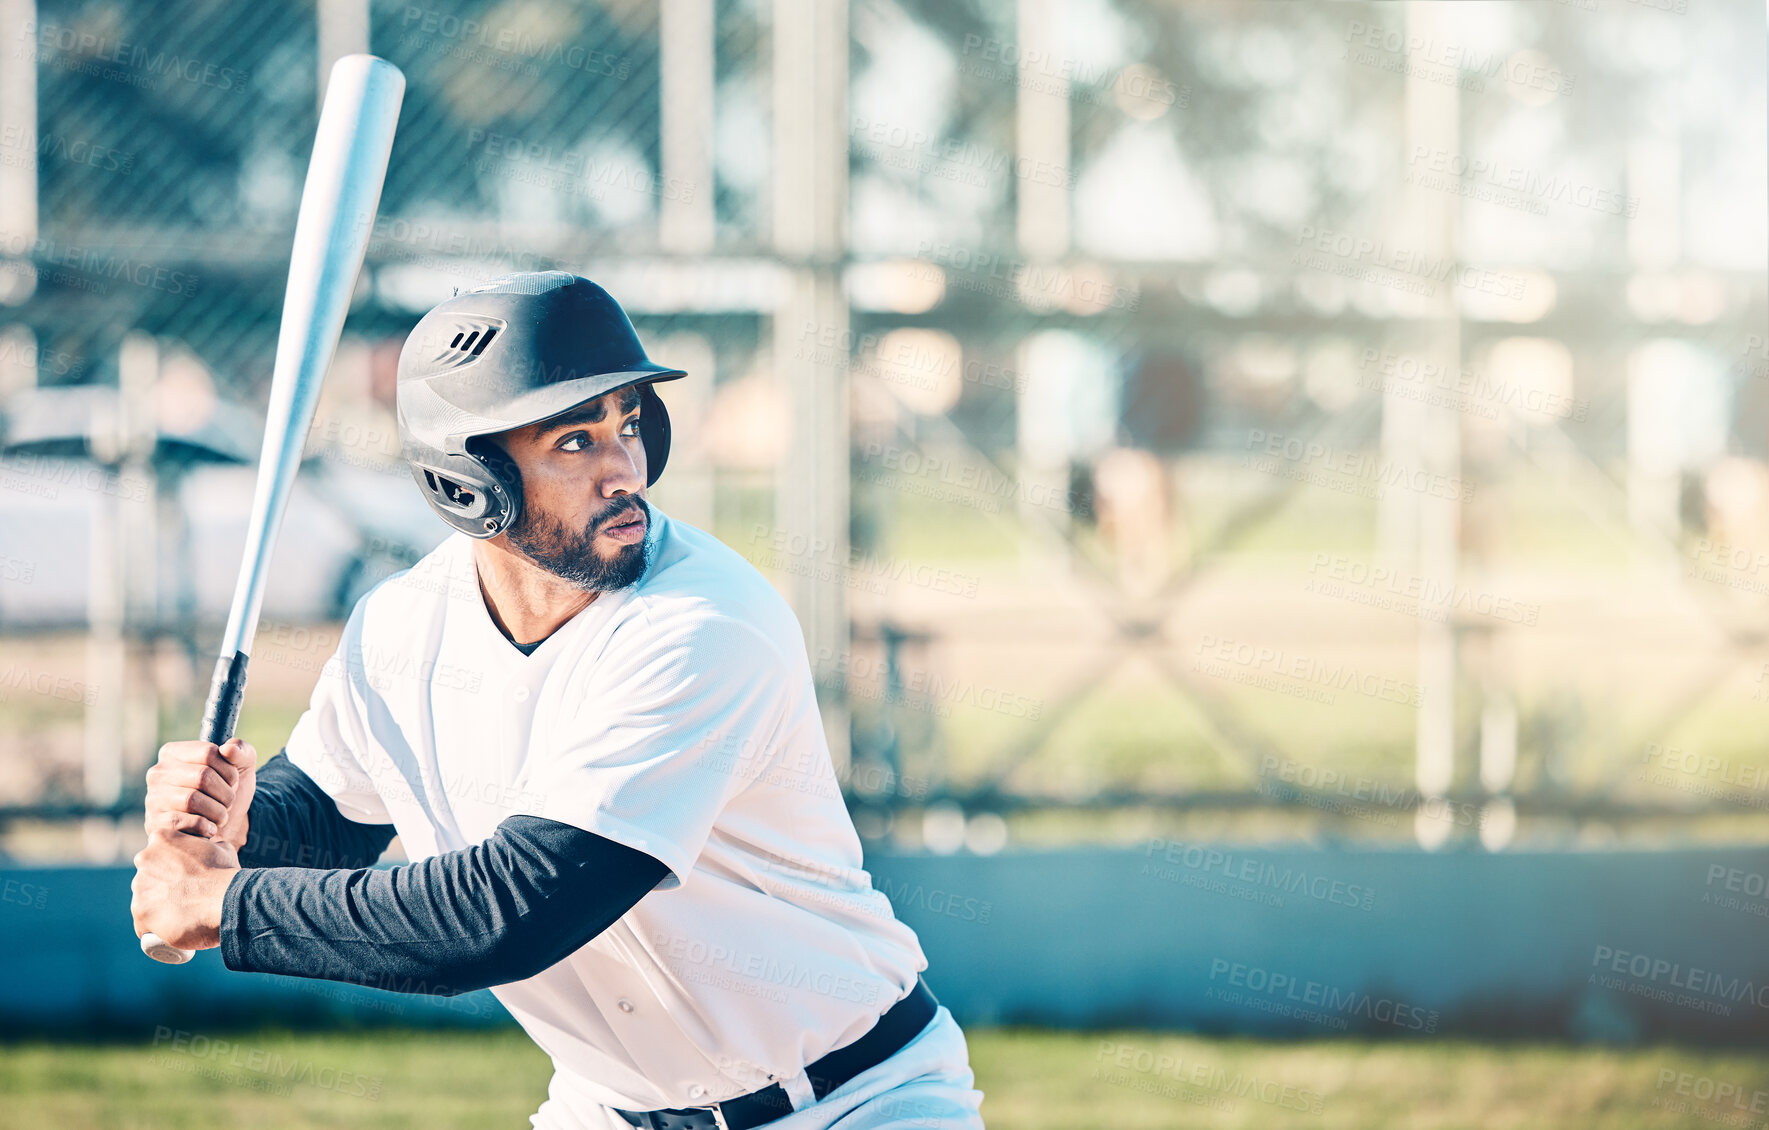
[1,0,1767,859]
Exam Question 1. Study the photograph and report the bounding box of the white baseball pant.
[554,1006,986,1130]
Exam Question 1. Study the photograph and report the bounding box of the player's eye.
[556,417,637,451]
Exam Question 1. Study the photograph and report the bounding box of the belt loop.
[777,1068,817,1112]
[709,1107,731,1130]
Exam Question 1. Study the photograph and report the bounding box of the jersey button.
[689,1085,707,1100]
[617,998,635,1013]
[512,686,530,701]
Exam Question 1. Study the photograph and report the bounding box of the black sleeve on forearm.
[236,753,397,871]
[219,814,671,995]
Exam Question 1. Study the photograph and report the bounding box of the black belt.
[613,978,939,1130]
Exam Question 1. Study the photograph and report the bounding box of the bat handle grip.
[138,652,252,965]
[141,933,194,964]
[199,652,251,748]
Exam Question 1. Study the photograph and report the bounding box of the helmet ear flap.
[410,462,497,529]
[465,438,523,536]
[640,383,672,487]
[420,467,480,512]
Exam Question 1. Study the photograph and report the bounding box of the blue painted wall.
[6,846,1767,1040]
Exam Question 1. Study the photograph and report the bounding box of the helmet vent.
[423,469,476,509]
[419,317,508,375]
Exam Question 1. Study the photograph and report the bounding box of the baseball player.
[130,271,987,1129]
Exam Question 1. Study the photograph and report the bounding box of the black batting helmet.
[395,271,685,539]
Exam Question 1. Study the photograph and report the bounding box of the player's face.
[492,384,652,593]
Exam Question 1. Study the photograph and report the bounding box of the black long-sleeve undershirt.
[222,755,670,994]
[237,753,398,871]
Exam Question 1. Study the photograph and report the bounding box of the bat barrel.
[217,54,405,661]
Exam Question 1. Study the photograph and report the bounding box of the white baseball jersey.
[282,505,929,1121]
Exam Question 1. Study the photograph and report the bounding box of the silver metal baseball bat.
[140,54,404,964]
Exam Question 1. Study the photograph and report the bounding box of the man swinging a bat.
[129,271,986,1129]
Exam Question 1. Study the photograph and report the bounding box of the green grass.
[4,1027,1769,1129]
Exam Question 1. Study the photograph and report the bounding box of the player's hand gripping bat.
[137,54,404,964]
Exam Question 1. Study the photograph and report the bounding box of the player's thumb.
[217,738,258,845]
[219,738,258,782]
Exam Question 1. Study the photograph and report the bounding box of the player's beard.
[507,495,653,593]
